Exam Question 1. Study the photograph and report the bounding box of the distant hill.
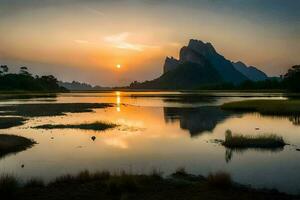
[232,61,268,81]
[58,81,106,91]
[130,39,251,89]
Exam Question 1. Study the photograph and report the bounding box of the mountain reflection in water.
[164,106,233,137]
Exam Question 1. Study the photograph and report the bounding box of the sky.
[0,0,299,86]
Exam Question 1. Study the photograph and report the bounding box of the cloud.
[104,32,158,51]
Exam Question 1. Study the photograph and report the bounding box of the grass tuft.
[24,178,44,188]
[34,121,117,131]
[207,171,232,189]
[172,167,188,177]
[0,174,19,198]
[222,130,286,149]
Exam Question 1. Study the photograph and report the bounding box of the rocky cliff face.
[232,61,268,81]
[163,57,180,73]
[130,39,269,89]
[162,39,248,84]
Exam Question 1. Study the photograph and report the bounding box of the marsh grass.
[221,99,300,115]
[0,103,113,117]
[0,170,295,199]
[24,178,44,188]
[222,130,286,149]
[0,134,36,158]
[34,121,117,131]
[0,117,27,129]
[0,174,19,198]
[172,167,188,177]
[207,171,232,189]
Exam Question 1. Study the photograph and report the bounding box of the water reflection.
[164,107,233,137]
[163,95,217,104]
[289,116,300,126]
[224,147,284,163]
[1,92,300,194]
[116,91,121,112]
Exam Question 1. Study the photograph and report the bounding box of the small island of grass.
[0,103,113,117]
[0,117,27,129]
[222,130,286,150]
[221,99,300,116]
[34,121,117,131]
[0,134,36,158]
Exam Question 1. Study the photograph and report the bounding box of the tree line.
[0,65,67,92]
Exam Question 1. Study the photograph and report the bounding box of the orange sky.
[0,0,299,86]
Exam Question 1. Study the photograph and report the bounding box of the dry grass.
[222,130,286,149]
[207,171,232,189]
[34,121,117,131]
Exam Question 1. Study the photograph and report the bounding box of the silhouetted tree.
[0,65,9,75]
[19,66,31,76]
[0,64,67,92]
[283,65,300,92]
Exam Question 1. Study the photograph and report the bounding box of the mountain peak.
[188,39,216,56]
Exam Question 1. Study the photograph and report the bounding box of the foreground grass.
[34,121,117,131]
[222,130,286,150]
[0,169,296,200]
[0,117,27,129]
[0,103,113,117]
[0,134,36,158]
[221,99,300,115]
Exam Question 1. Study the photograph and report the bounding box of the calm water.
[0,91,300,194]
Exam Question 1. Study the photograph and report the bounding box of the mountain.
[58,81,105,91]
[130,39,251,89]
[179,39,248,84]
[131,62,223,89]
[232,61,268,81]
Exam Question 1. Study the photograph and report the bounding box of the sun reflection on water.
[116,91,121,112]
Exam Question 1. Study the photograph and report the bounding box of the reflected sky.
[0,92,300,194]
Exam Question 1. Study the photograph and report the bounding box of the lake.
[0,91,300,194]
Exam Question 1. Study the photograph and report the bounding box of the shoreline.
[1,169,298,200]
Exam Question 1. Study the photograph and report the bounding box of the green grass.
[0,103,113,117]
[0,134,36,158]
[34,121,117,131]
[0,117,27,129]
[221,99,300,115]
[222,130,286,149]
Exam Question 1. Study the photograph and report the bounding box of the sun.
[116,64,121,69]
